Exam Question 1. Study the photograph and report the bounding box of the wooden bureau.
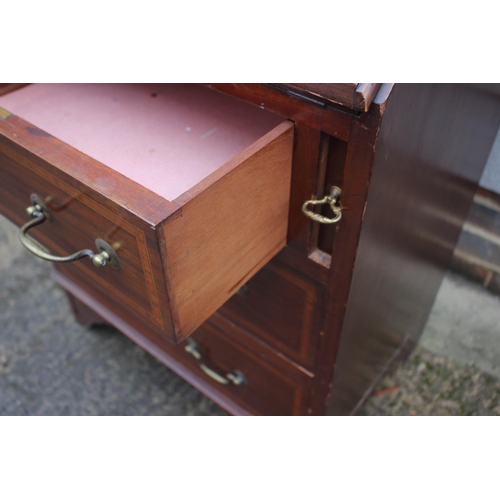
[1,83,499,415]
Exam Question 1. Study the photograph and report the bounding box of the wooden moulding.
[280,83,382,112]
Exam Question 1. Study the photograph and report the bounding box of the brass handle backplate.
[19,193,121,269]
[302,186,342,224]
[184,339,247,386]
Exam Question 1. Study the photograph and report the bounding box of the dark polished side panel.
[328,84,500,415]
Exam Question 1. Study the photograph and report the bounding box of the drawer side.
[162,122,294,341]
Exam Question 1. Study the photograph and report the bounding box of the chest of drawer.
[0,84,294,344]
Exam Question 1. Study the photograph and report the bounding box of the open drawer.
[0,84,294,343]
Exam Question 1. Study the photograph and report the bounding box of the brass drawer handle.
[302,186,342,224]
[19,194,121,269]
[184,339,247,386]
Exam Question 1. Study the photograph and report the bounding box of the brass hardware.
[184,339,247,386]
[95,238,121,270]
[302,185,342,224]
[19,193,121,269]
[92,252,109,267]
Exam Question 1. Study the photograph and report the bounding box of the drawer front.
[53,269,313,416]
[181,315,313,416]
[218,261,325,370]
[0,142,173,333]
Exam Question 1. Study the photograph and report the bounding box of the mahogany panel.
[218,260,325,371]
[287,123,323,254]
[327,83,500,415]
[185,316,313,416]
[316,135,349,255]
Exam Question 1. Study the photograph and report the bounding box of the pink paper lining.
[0,84,285,201]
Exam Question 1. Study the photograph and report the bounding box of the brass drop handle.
[302,186,342,224]
[19,194,121,269]
[184,339,247,386]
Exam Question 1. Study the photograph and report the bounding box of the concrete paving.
[1,212,500,415]
[420,273,500,379]
[480,125,500,193]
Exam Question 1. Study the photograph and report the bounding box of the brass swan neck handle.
[19,194,120,269]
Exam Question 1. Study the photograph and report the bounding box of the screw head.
[92,253,108,267]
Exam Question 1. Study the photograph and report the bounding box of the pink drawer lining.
[0,84,285,201]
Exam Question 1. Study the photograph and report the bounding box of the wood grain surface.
[0,136,176,336]
[0,90,295,345]
[162,121,294,340]
[55,272,313,416]
[309,92,385,415]
[3,82,499,416]
[218,259,325,371]
[281,83,382,112]
[327,83,500,415]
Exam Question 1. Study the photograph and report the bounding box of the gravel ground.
[362,346,500,416]
[0,216,227,416]
[1,214,499,416]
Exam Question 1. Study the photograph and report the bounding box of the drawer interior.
[0,83,286,201]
